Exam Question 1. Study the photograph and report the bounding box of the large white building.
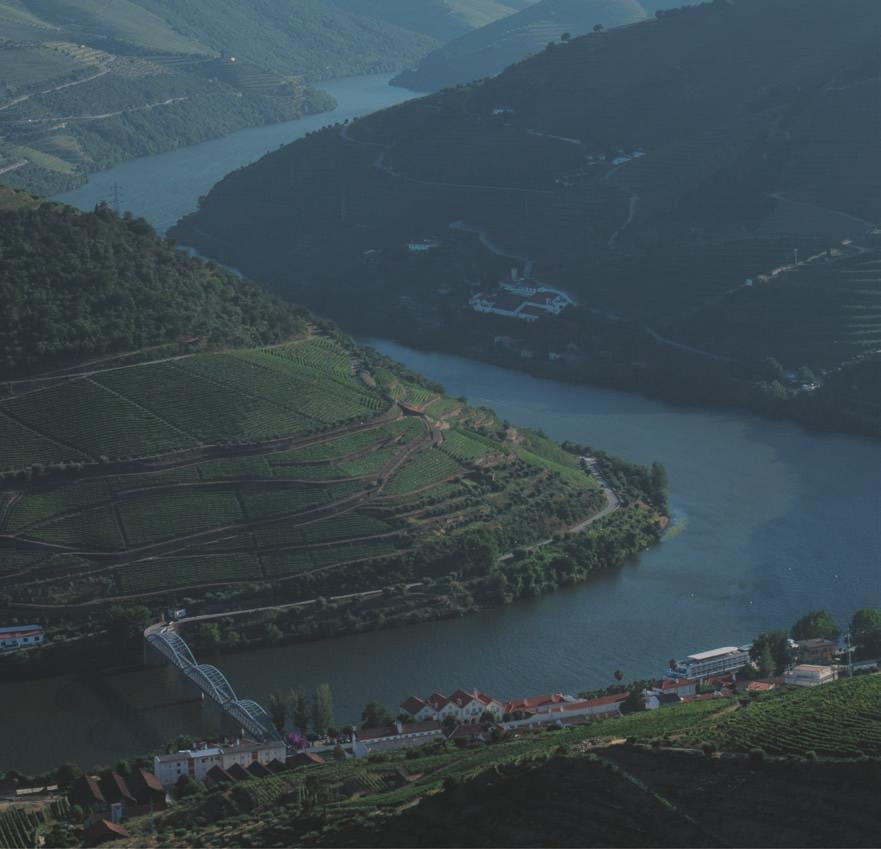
[153,740,287,788]
[469,282,575,323]
[674,646,751,680]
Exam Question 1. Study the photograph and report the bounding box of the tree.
[102,605,152,646]
[791,610,840,641]
[561,32,571,41]
[593,23,604,32]
[293,690,310,733]
[850,608,881,659]
[312,683,335,736]
[267,691,289,733]
[173,775,201,799]
[649,462,668,511]
[613,669,624,683]
[750,631,792,675]
[196,622,222,652]
[333,744,346,761]
[262,622,283,644]
[55,764,82,790]
[361,701,393,729]
[621,688,646,714]
[756,642,774,678]
[42,824,78,848]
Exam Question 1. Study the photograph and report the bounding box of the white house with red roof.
[0,625,44,652]
[400,689,505,723]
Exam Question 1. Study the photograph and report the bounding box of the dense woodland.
[0,198,306,376]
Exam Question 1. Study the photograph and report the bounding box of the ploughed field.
[0,333,601,606]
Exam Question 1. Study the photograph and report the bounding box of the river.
[57,73,420,234]
[2,74,878,776]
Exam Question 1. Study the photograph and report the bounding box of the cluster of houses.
[345,688,631,758]
[469,273,576,323]
[67,768,165,845]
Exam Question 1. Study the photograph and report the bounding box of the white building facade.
[153,741,287,788]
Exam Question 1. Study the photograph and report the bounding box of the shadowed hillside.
[173,0,881,438]
[392,0,648,92]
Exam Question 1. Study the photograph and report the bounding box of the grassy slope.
[393,0,647,92]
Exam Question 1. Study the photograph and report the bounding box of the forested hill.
[174,0,881,439]
[0,191,306,377]
[392,0,648,92]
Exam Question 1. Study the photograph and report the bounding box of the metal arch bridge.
[146,627,279,742]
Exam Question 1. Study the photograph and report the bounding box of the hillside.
[0,0,474,195]
[0,200,665,669]
[1,0,439,80]
[392,0,648,93]
[335,0,540,43]
[0,197,305,376]
[62,675,881,847]
[0,37,334,196]
[173,0,881,439]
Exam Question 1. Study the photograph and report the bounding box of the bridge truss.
[146,627,280,742]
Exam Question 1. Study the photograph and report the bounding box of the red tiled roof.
[427,692,448,710]
[560,693,627,712]
[267,759,288,774]
[205,765,234,785]
[70,775,105,806]
[400,696,428,714]
[504,694,565,712]
[746,681,775,692]
[227,763,251,781]
[247,761,272,778]
[357,720,443,742]
[288,751,325,768]
[84,820,130,845]
[448,689,480,708]
[660,678,694,690]
[134,768,163,794]
[99,772,136,805]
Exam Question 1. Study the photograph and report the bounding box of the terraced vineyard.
[678,675,881,757]
[0,333,607,611]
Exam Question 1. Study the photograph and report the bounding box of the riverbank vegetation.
[0,200,667,679]
[174,0,881,441]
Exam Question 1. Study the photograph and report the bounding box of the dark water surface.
[3,78,878,775]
